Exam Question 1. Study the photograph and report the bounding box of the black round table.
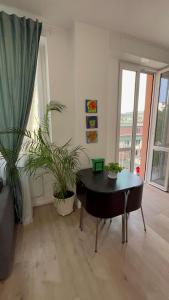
[77,168,144,252]
[77,168,143,194]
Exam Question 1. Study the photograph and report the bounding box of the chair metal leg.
[122,215,125,243]
[123,190,130,243]
[110,219,112,224]
[125,212,128,243]
[95,218,99,253]
[141,205,146,232]
[104,219,106,225]
[80,205,84,231]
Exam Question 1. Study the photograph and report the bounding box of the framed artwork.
[85,99,97,113]
[86,116,98,129]
[86,130,98,143]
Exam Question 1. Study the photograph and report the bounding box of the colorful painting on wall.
[86,130,98,144]
[86,116,98,129]
[85,99,97,113]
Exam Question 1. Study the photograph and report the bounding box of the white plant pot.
[107,171,117,179]
[54,192,75,216]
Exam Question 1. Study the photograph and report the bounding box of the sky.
[159,78,168,103]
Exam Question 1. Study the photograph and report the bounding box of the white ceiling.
[2,0,169,48]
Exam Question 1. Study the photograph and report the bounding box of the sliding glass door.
[117,63,154,177]
[148,68,169,191]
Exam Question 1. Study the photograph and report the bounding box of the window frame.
[116,61,156,173]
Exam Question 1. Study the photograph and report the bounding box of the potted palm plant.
[105,162,123,179]
[24,102,84,216]
[51,142,83,215]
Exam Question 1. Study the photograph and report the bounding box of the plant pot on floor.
[54,191,75,216]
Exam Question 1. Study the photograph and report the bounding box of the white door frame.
[146,66,169,191]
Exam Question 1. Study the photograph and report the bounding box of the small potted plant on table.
[105,162,123,179]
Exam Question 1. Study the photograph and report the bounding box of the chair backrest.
[126,184,143,213]
[76,179,86,196]
[76,180,87,207]
[85,188,125,219]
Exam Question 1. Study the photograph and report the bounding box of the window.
[27,36,49,132]
[117,63,154,178]
[118,68,136,170]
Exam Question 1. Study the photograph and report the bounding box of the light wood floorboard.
[1,184,169,300]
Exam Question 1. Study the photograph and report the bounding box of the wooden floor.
[1,184,169,300]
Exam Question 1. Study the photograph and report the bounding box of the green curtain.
[0,11,42,223]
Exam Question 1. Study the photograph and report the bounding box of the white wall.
[46,27,75,146]
[73,22,110,167]
[106,58,119,162]
[110,31,169,64]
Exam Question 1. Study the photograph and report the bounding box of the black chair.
[76,180,126,252]
[76,179,87,231]
[0,186,14,280]
[125,184,146,242]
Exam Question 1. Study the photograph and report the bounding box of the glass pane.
[134,73,148,169]
[154,72,169,147]
[119,70,136,149]
[119,150,131,170]
[151,150,168,187]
